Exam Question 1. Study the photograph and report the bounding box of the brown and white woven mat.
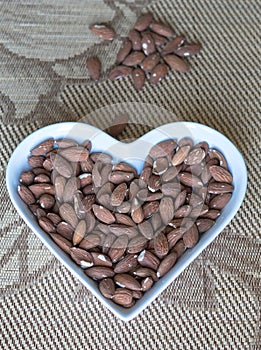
[0,0,260,349]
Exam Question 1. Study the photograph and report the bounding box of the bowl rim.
[6,121,247,321]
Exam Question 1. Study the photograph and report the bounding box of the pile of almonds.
[18,137,233,307]
[88,12,202,90]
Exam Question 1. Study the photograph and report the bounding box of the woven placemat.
[0,0,260,349]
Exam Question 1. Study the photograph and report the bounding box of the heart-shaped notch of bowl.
[6,121,247,321]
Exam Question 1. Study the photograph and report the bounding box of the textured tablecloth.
[0,0,260,349]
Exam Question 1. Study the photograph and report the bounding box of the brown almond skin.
[183,224,199,248]
[175,43,202,57]
[134,12,154,31]
[20,171,35,185]
[209,165,233,183]
[140,53,160,72]
[70,247,93,268]
[138,250,160,270]
[50,153,73,178]
[149,139,177,158]
[196,218,215,233]
[112,288,133,307]
[159,197,174,225]
[208,182,234,194]
[122,51,145,66]
[154,232,169,258]
[31,139,54,156]
[92,204,115,224]
[89,24,115,41]
[150,63,168,84]
[109,66,132,80]
[141,277,154,291]
[50,233,72,254]
[209,193,232,210]
[150,22,175,38]
[151,32,168,46]
[18,184,35,205]
[131,68,146,91]
[85,266,115,280]
[59,147,89,163]
[164,55,190,73]
[38,216,56,233]
[86,57,101,81]
[29,183,55,198]
[141,32,155,55]
[59,203,78,228]
[91,252,112,267]
[127,236,148,254]
[99,278,115,299]
[114,274,141,291]
[116,40,132,64]
[157,252,178,278]
[161,35,186,56]
[114,254,138,273]
[128,29,142,50]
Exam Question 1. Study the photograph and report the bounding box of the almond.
[164,54,190,73]
[114,274,141,291]
[18,184,35,205]
[131,198,144,224]
[54,175,66,202]
[172,145,191,166]
[209,165,233,183]
[175,43,202,57]
[59,146,89,162]
[179,172,203,188]
[70,247,93,268]
[72,220,86,245]
[134,12,153,31]
[112,288,133,307]
[138,250,160,270]
[56,221,74,240]
[86,57,101,81]
[28,155,45,168]
[39,194,55,210]
[109,65,132,80]
[141,276,154,291]
[151,32,168,46]
[85,266,115,280]
[20,171,35,185]
[115,213,136,227]
[38,216,56,233]
[50,153,73,178]
[91,252,112,267]
[114,254,138,273]
[149,139,177,158]
[122,51,145,66]
[196,218,215,233]
[111,182,127,207]
[99,278,115,299]
[92,204,115,224]
[30,138,54,156]
[108,234,129,263]
[63,176,80,203]
[59,202,78,228]
[29,183,55,198]
[50,233,72,254]
[167,227,186,249]
[128,29,142,50]
[208,182,234,194]
[159,197,174,225]
[141,32,155,55]
[171,239,186,257]
[161,35,186,56]
[140,53,160,72]
[143,201,159,219]
[79,233,100,250]
[127,235,148,254]
[109,224,138,239]
[150,63,168,84]
[154,232,169,258]
[138,220,153,239]
[106,114,129,138]
[131,68,146,91]
[153,157,168,175]
[150,22,175,38]
[209,193,232,209]
[133,267,158,281]
[157,252,177,277]
[109,171,135,184]
[116,40,132,64]
[89,24,115,41]
[185,148,206,165]
[183,224,199,248]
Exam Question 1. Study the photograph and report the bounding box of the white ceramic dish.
[6,122,247,321]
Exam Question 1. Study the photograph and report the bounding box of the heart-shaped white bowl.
[6,122,247,321]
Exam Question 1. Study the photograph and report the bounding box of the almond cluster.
[18,137,233,308]
[88,12,202,90]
